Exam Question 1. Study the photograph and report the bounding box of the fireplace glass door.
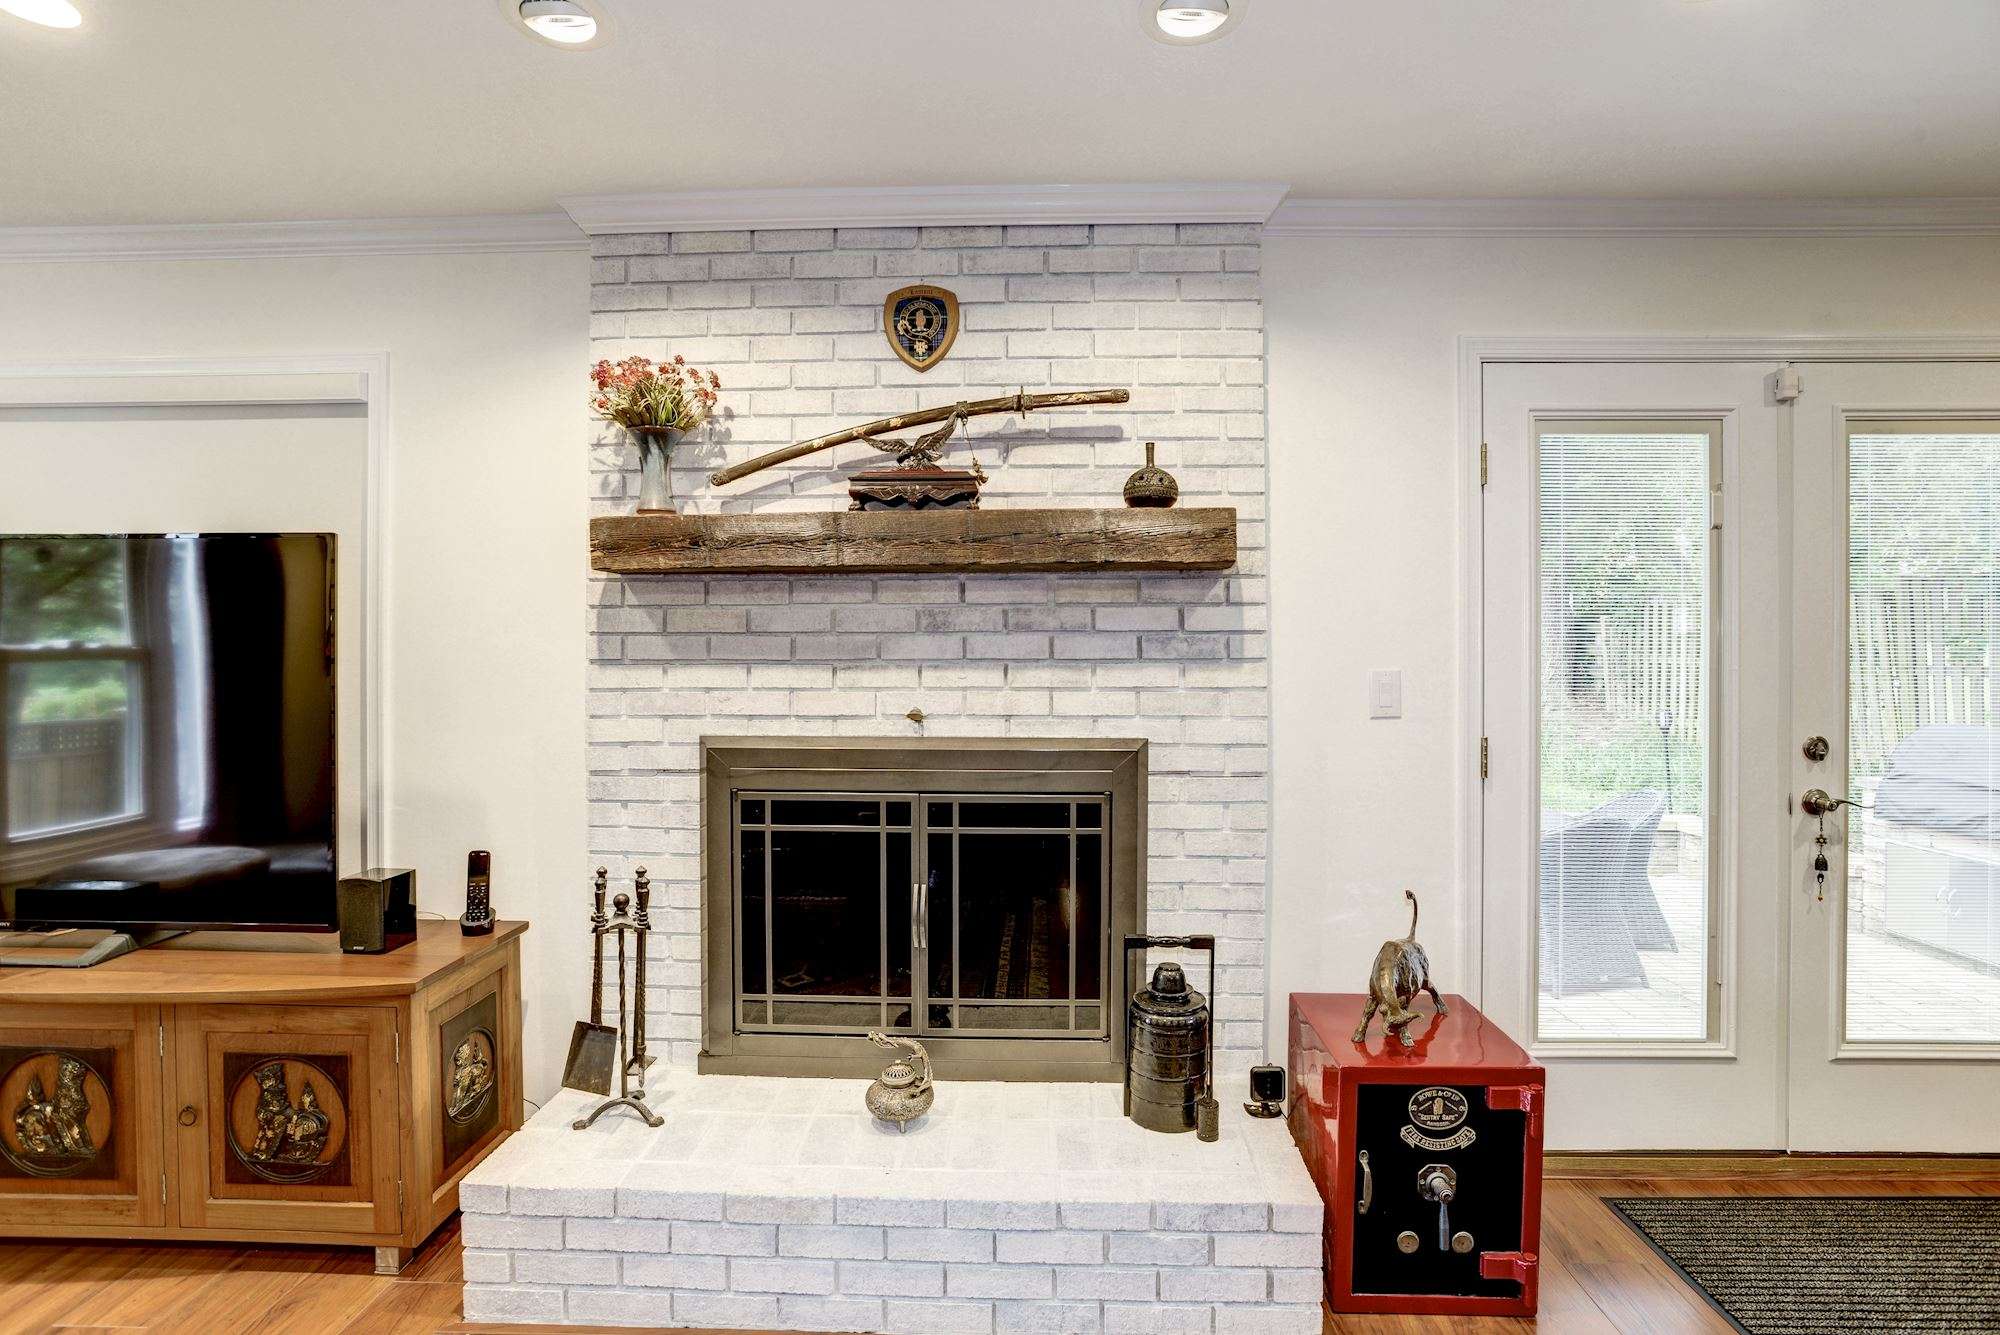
[734,792,1108,1043]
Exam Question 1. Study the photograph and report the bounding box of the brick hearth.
[460,1073,1321,1333]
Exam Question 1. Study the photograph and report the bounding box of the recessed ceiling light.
[0,0,83,28]
[1157,1,1227,38]
[500,0,611,50]
[1142,0,1243,46]
[520,0,595,43]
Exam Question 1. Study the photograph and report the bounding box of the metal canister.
[1125,961,1210,1134]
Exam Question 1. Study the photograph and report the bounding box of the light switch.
[1369,670,1402,719]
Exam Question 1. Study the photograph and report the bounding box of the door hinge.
[1479,442,1489,487]
[1710,483,1723,532]
[1480,737,1490,779]
[157,1024,165,1059]
[397,1180,405,1215]
[394,1030,401,1066]
[160,1172,167,1205]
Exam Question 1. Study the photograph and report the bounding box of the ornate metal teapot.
[864,1032,934,1132]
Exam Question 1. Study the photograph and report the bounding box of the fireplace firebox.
[701,739,1145,1080]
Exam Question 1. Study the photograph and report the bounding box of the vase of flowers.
[590,354,722,514]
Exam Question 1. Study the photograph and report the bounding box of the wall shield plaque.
[883,284,959,372]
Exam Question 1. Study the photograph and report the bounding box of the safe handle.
[177,1104,197,1127]
[1356,1150,1372,1214]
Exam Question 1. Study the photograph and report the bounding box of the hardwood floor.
[2,1172,1992,1334]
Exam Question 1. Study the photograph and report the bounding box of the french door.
[1787,363,2000,1151]
[1481,355,2000,1152]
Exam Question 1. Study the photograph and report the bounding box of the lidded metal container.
[1125,961,1210,1134]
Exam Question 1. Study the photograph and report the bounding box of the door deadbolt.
[1802,735,1829,762]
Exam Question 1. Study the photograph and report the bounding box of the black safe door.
[1351,1083,1526,1298]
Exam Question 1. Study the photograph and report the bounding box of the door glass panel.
[1845,423,2000,1044]
[1536,422,1718,1042]
[734,790,1109,1040]
[957,831,1072,1004]
[767,828,882,997]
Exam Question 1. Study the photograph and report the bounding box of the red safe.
[1287,992,1545,1318]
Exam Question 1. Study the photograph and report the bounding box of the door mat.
[1609,1196,2000,1334]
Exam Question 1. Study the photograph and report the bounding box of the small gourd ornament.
[1122,441,1180,508]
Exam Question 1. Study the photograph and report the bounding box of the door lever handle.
[1801,788,1856,817]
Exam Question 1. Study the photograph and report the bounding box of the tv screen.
[0,534,337,932]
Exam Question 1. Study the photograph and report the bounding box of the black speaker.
[337,867,416,954]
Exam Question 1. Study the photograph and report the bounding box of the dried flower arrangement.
[591,355,722,513]
[589,354,721,433]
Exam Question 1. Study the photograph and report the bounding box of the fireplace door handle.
[913,880,928,944]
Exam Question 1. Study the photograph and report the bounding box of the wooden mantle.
[589,507,1237,576]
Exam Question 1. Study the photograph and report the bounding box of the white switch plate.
[1369,669,1402,719]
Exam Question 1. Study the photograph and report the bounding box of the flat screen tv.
[0,534,337,933]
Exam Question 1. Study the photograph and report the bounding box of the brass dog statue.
[1353,889,1448,1048]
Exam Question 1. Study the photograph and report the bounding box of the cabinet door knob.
[177,1105,197,1127]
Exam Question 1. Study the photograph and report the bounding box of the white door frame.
[1456,336,2000,1010]
[0,353,392,868]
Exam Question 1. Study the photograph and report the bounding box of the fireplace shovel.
[561,869,618,1095]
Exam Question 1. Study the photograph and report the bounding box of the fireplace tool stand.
[572,867,664,1130]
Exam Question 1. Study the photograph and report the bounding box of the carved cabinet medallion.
[0,1049,114,1180]
[437,992,501,1177]
[223,1055,349,1186]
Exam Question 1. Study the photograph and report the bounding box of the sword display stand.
[571,867,664,1130]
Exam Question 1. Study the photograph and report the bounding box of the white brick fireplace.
[471,218,1303,1333]
[584,221,1272,1073]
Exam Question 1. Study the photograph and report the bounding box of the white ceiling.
[2,0,1997,227]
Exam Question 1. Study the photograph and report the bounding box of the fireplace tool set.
[565,866,663,1129]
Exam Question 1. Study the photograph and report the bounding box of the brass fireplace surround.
[700,737,1146,1081]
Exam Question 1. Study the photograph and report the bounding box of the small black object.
[1246,1063,1286,1118]
[336,868,416,954]
[460,850,495,936]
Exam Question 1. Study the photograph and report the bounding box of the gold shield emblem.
[884,284,959,372]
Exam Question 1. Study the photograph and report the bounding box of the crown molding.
[1266,196,2000,238]
[9,191,1992,259]
[0,212,585,263]
[557,183,1293,235]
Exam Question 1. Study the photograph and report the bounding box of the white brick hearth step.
[462,1072,1321,1333]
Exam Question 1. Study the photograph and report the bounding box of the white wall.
[10,229,2000,1101]
[0,250,591,1102]
[1261,233,2000,1049]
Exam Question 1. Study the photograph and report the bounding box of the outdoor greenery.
[1540,712,1706,818]
[1,538,132,725]
[1539,430,1710,819]
[1539,429,1999,816]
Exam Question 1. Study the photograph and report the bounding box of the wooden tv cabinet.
[0,920,524,1273]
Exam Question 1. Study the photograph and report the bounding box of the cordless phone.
[460,849,495,936]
